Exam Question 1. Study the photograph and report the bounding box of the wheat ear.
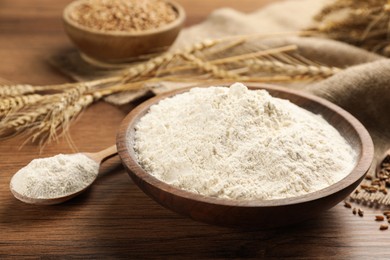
[246,59,341,78]
[0,35,344,146]
[32,95,95,145]
[0,94,44,117]
[312,0,390,55]
[0,83,93,140]
[0,85,35,97]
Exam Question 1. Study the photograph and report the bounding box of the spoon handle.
[85,145,118,163]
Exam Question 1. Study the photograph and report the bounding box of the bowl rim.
[63,0,186,36]
[117,83,374,208]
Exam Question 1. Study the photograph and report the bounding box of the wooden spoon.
[10,145,117,205]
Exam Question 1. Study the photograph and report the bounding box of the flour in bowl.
[133,82,356,200]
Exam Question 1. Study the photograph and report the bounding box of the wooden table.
[0,0,389,258]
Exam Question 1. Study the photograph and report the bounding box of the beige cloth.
[171,0,390,165]
[309,59,390,159]
[53,0,390,167]
[171,0,329,50]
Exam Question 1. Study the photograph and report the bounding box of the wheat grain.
[0,85,35,97]
[0,103,54,139]
[70,0,178,33]
[0,94,43,117]
[0,83,93,140]
[246,59,341,78]
[183,39,219,54]
[60,83,93,105]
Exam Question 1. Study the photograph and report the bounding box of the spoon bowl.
[10,145,117,205]
[117,84,374,228]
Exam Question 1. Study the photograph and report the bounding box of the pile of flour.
[133,83,356,200]
[10,154,99,199]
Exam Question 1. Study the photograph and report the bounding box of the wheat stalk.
[120,39,218,82]
[245,58,341,78]
[0,83,93,140]
[0,85,35,97]
[0,35,343,146]
[32,95,95,145]
[312,0,390,56]
[180,53,245,80]
[0,102,56,140]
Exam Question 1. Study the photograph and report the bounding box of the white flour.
[10,154,99,199]
[134,83,356,200]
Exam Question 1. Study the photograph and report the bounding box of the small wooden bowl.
[117,84,374,228]
[62,0,185,63]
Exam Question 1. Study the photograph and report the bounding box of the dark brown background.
[0,0,389,258]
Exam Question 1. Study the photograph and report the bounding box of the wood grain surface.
[1,0,390,258]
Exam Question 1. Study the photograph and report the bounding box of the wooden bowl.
[62,0,185,63]
[117,84,374,228]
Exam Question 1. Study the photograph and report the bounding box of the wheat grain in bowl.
[69,0,178,33]
[62,0,185,62]
[117,83,373,227]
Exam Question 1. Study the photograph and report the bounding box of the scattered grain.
[371,179,380,186]
[358,208,364,217]
[380,224,388,230]
[365,175,373,180]
[344,201,352,208]
[367,187,378,193]
[375,215,385,221]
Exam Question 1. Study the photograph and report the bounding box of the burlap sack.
[53,0,390,169]
[169,0,390,165]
